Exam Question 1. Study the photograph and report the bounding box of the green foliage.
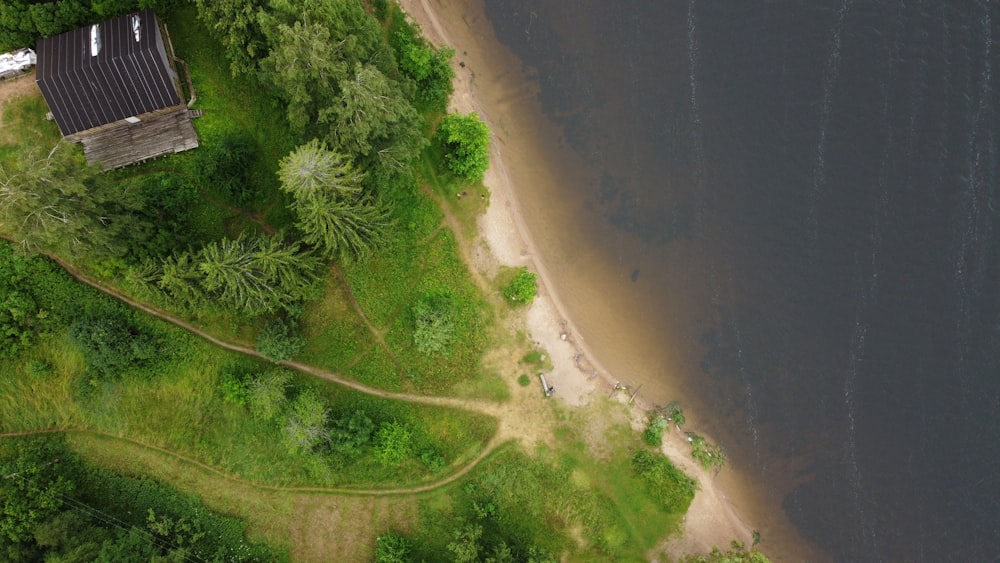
[419,449,446,472]
[192,0,267,77]
[631,450,697,512]
[643,415,670,446]
[329,409,375,460]
[116,172,202,261]
[0,243,65,357]
[143,232,322,317]
[437,113,491,181]
[374,421,412,467]
[198,232,323,315]
[0,0,94,52]
[687,432,727,471]
[194,131,260,207]
[665,401,686,428]
[375,531,410,563]
[517,374,531,387]
[246,369,291,422]
[257,316,305,363]
[69,305,163,380]
[218,371,249,406]
[0,438,74,545]
[146,508,207,553]
[283,389,329,454]
[447,523,483,563]
[261,18,346,135]
[278,140,392,260]
[387,6,455,114]
[503,267,538,306]
[0,142,144,258]
[412,291,456,355]
[322,63,426,175]
[682,540,772,563]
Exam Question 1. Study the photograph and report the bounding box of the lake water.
[483,1,1000,560]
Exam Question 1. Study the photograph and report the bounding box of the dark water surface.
[484,1,1000,560]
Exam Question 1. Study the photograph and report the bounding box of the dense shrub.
[630,450,696,512]
[329,410,376,460]
[643,415,670,446]
[257,316,305,363]
[374,421,412,466]
[247,369,291,422]
[387,5,455,114]
[120,173,202,261]
[412,291,455,355]
[375,531,410,563]
[195,132,261,207]
[503,267,538,306]
[283,390,329,454]
[69,305,163,380]
[436,113,491,181]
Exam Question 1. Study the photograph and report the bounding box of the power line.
[3,469,208,563]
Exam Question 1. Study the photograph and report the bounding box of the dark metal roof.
[35,9,180,136]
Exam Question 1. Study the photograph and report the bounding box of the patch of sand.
[397,0,762,558]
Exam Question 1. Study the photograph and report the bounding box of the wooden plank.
[75,104,198,169]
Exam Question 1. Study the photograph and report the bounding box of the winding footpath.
[2,250,516,497]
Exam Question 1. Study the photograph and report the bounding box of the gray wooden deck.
[70,104,199,170]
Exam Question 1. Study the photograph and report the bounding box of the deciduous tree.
[0,439,74,545]
[436,113,491,181]
[284,390,329,454]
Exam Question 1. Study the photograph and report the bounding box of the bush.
[257,316,305,363]
[69,306,162,380]
[247,370,291,422]
[0,242,79,358]
[664,402,686,428]
[25,359,53,378]
[631,450,696,512]
[419,449,446,472]
[388,6,454,113]
[412,292,455,355]
[643,416,670,446]
[329,410,375,460]
[503,268,538,306]
[194,131,260,207]
[375,531,410,563]
[283,390,330,454]
[436,113,491,181]
[686,432,726,471]
[517,374,531,387]
[218,372,249,406]
[374,421,412,466]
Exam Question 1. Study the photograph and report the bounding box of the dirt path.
[27,251,565,491]
[0,428,509,496]
[43,252,504,415]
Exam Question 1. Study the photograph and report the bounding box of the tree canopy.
[279,140,392,260]
[436,113,492,181]
[0,142,142,258]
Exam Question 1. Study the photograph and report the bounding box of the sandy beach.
[394,0,794,558]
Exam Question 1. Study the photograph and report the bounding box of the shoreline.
[397,0,761,557]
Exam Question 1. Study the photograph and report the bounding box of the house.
[35,9,198,169]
